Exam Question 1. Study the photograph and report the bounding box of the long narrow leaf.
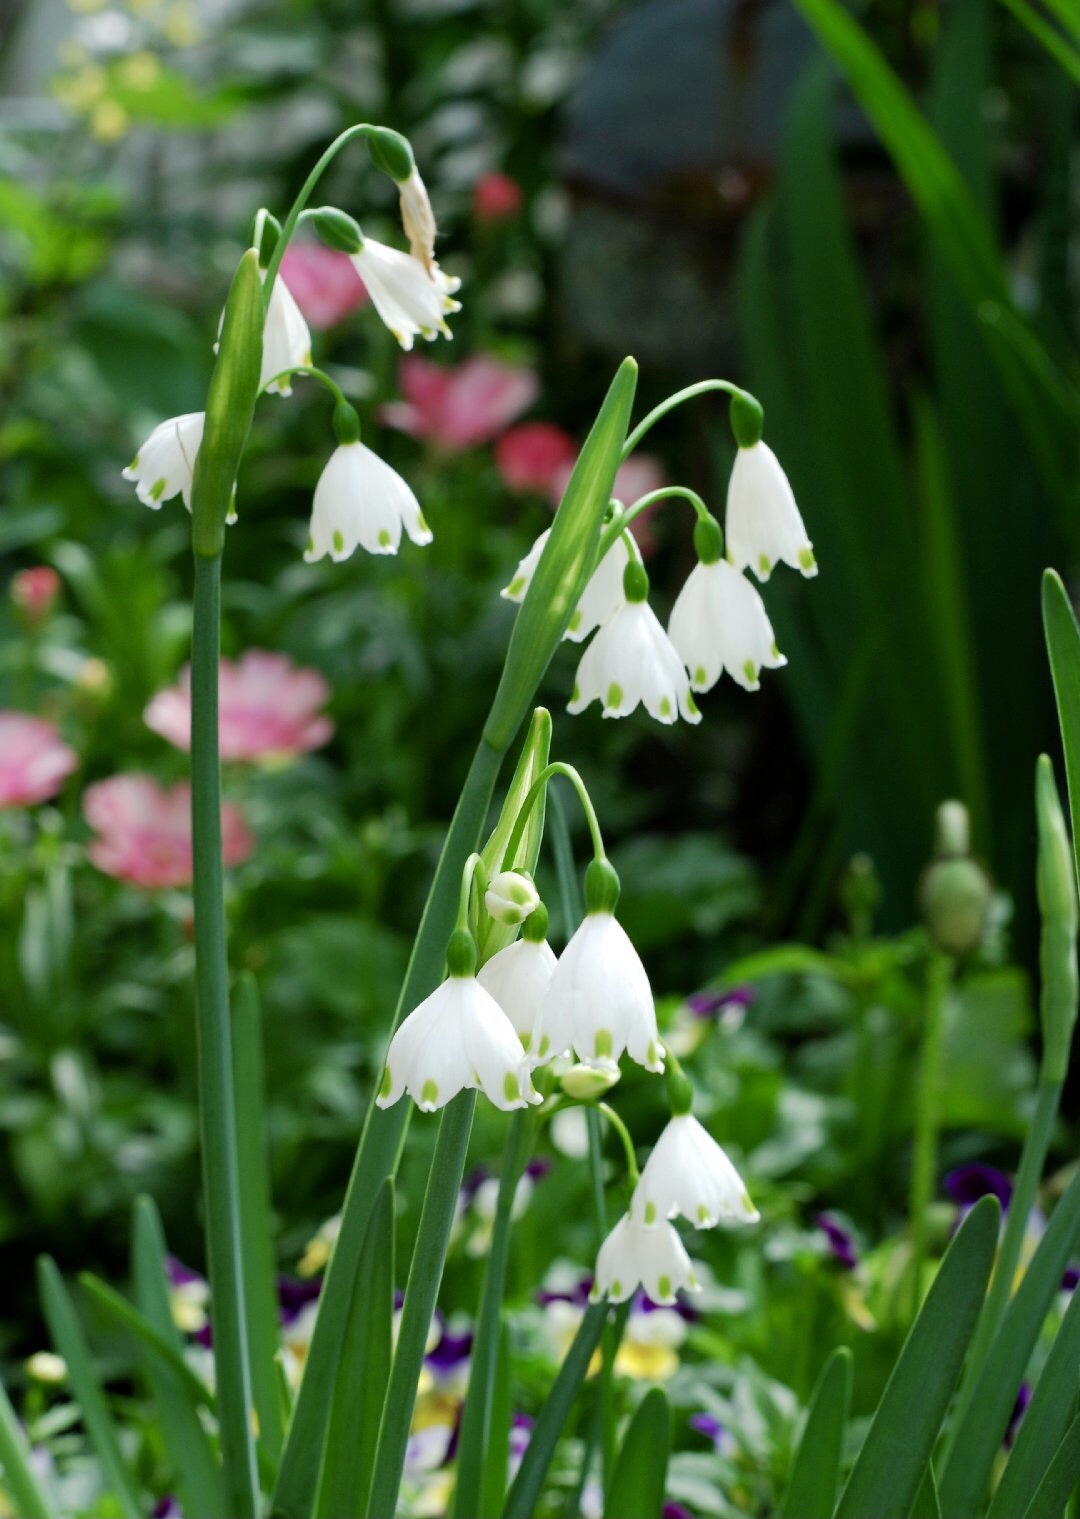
[990,1285,1080,1518]
[0,1375,58,1519]
[834,1195,999,1519]
[781,1346,852,1519]
[603,1387,671,1519]
[1022,1409,1080,1518]
[78,1273,214,1412]
[1042,571,1080,887]
[37,1257,142,1519]
[479,1321,512,1518]
[998,0,1080,84]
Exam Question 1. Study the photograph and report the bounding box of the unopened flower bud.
[368,127,415,183]
[559,1063,620,1101]
[11,566,60,625]
[311,206,363,255]
[26,1351,66,1384]
[920,801,991,957]
[485,870,540,926]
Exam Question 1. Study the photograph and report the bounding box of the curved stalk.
[598,486,710,558]
[261,124,376,300]
[502,762,606,872]
[621,378,751,458]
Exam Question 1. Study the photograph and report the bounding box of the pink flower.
[380,355,540,452]
[473,172,524,223]
[144,652,333,763]
[0,712,77,808]
[495,423,577,495]
[11,567,60,624]
[548,452,666,510]
[84,775,253,889]
[279,243,369,330]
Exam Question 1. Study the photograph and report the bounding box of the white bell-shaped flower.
[305,440,432,563]
[635,1114,759,1229]
[669,557,786,693]
[261,274,312,395]
[349,236,461,350]
[477,935,557,1058]
[377,952,540,1114]
[568,561,700,725]
[501,528,549,603]
[398,167,438,270]
[484,871,541,926]
[591,1211,699,1305]
[123,413,205,511]
[725,441,816,582]
[564,535,630,643]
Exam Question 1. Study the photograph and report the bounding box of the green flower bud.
[1036,755,1078,1083]
[919,802,991,958]
[368,127,415,183]
[584,857,620,915]
[485,870,541,926]
[559,1063,621,1101]
[730,390,764,448]
[312,206,363,254]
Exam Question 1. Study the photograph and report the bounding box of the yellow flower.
[89,99,129,142]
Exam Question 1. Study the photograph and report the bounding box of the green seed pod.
[1036,754,1078,1083]
[190,249,264,558]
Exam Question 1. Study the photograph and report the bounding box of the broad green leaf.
[503,1304,608,1519]
[314,1180,394,1519]
[1042,571,1080,888]
[0,1375,58,1519]
[37,1257,143,1519]
[1021,1409,1080,1518]
[781,1347,852,1519]
[990,1284,1080,1517]
[603,1388,671,1519]
[835,1196,999,1519]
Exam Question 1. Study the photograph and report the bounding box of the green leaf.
[939,1162,1080,1515]
[131,1197,226,1519]
[1042,571,1080,888]
[478,1321,512,1519]
[603,1388,671,1519]
[834,1196,999,1519]
[990,1284,1080,1518]
[502,1303,608,1519]
[0,1375,58,1519]
[912,1463,942,1519]
[781,1346,852,1519]
[37,1257,143,1519]
[998,0,1080,84]
[77,1272,214,1412]
[233,974,286,1465]
[1021,1409,1080,1518]
[314,1180,394,1519]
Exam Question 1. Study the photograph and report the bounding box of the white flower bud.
[484,870,541,925]
[558,1063,621,1100]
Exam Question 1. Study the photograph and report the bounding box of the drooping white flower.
[398,167,438,269]
[568,600,700,725]
[536,911,663,1073]
[350,236,461,350]
[261,274,312,395]
[376,974,540,1113]
[564,535,630,643]
[477,936,557,1057]
[725,441,816,581]
[305,441,432,562]
[635,1114,759,1230]
[484,871,541,926]
[122,412,205,511]
[591,1211,699,1305]
[500,528,549,603]
[669,558,786,693]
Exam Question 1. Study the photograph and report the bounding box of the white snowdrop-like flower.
[536,909,663,1074]
[477,935,557,1056]
[122,412,205,511]
[398,167,438,270]
[350,236,461,351]
[484,870,540,926]
[376,972,540,1114]
[500,528,549,603]
[725,441,816,582]
[669,557,786,693]
[500,531,630,647]
[305,441,432,563]
[568,576,700,724]
[261,274,312,395]
[635,1114,760,1229]
[591,1211,699,1305]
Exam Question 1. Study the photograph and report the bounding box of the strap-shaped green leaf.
[0,1374,57,1519]
[990,1284,1080,1518]
[37,1256,143,1519]
[781,1346,852,1519]
[78,1272,215,1412]
[603,1387,671,1519]
[314,1179,394,1519]
[1021,1409,1080,1518]
[478,1320,512,1519]
[835,1196,999,1519]
[1042,571,1080,888]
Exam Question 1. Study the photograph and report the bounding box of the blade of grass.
[478,1321,512,1518]
[1021,1409,1080,1518]
[998,0,1080,83]
[77,1273,215,1411]
[834,1195,999,1519]
[37,1257,142,1519]
[0,1376,58,1519]
[603,1387,671,1519]
[781,1346,852,1519]
[1042,571,1080,884]
[989,1285,1080,1518]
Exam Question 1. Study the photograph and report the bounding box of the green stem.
[502,763,605,872]
[620,379,751,458]
[598,486,710,558]
[909,952,949,1319]
[260,364,350,407]
[597,1101,640,1188]
[261,125,376,302]
[190,553,259,1518]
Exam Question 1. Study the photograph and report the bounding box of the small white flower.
[305,441,432,562]
[591,1211,699,1305]
[536,911,663,1073]
[477,937,557,1056]
[350,236,461,350]
[635,1114,759,1229]
[122,412,205,510]
[568,601,701,725]
[484,870,541,926]
[261,274,312,395]
[669,558,786,693]
[398,167,438,269]
[501,528,549,603]
[564,535,630,643]
[376,975,540,1113]
[725,441,816,581]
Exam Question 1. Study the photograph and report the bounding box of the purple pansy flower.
[943,1163,1013,1212]
[815,1213,858,1270]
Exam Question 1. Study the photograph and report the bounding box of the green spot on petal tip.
[379,1067,392,1098]
[503,1072,520,1102]
[657,1274,671,1299]
[421,1078,438,1106]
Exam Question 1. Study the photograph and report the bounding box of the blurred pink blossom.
[279,244,369,330]
[495,422,577,495]
[11,567,60,624]
[549,452,666,510]
[84,775,253,889]
[473,172,524,223]
[0,712,77,808]
[145,652,333,763]
[380,355,540,451]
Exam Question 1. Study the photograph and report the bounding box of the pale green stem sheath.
[191,553,259,1518]
[909,952,949,1320]
[502,762,606,871]
[598,486,710,558]
[620,378,754,458]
